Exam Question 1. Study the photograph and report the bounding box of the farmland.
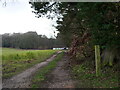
[1,48,57,79]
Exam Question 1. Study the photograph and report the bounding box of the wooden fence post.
[95,45,101,77]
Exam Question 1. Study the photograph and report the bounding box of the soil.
[2,51,62,88]
[40,53,76,88]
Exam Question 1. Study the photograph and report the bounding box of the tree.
[29,2,120,66]
[2,33,11,47]
[2,31,65,49]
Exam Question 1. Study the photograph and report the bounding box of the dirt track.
[3,51,61,88]
[40,53,76,88]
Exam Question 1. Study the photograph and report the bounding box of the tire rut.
[40,54,76,88]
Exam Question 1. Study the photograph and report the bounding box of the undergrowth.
[72,59,119,88]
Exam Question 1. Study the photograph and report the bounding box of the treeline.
[1,31,65,49]
[30,2,120,66]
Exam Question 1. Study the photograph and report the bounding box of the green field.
[1,48,57,79]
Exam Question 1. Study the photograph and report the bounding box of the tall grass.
[2,48,58,79]
[2,48,55,60]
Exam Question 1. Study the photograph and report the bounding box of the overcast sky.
[0,0,58,38]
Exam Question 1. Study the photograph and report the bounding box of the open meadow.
[1,48,57,79]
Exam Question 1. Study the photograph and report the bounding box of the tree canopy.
[29,2,120,66]
[1,31,65,49]
[29,2,119,48]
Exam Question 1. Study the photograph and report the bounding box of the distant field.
[1,48,58,79]
[2,48,24,55]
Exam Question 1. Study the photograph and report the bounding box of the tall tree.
[29,2,120,65]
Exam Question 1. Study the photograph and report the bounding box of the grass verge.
[72,60,119,88]
[31,52,64,88]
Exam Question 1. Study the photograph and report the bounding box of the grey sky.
[0,0,58,38]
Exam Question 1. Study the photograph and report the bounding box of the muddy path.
[40,53,76,88]
[2,51,62,88]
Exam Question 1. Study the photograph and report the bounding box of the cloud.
[0,0,58,38]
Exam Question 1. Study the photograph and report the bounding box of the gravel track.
[40,53,76,88]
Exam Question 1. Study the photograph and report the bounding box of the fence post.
[95,45,101,77]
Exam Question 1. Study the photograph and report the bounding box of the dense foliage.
[1,31,65,49]
[29,2,120,66]
[30,2,119,48]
